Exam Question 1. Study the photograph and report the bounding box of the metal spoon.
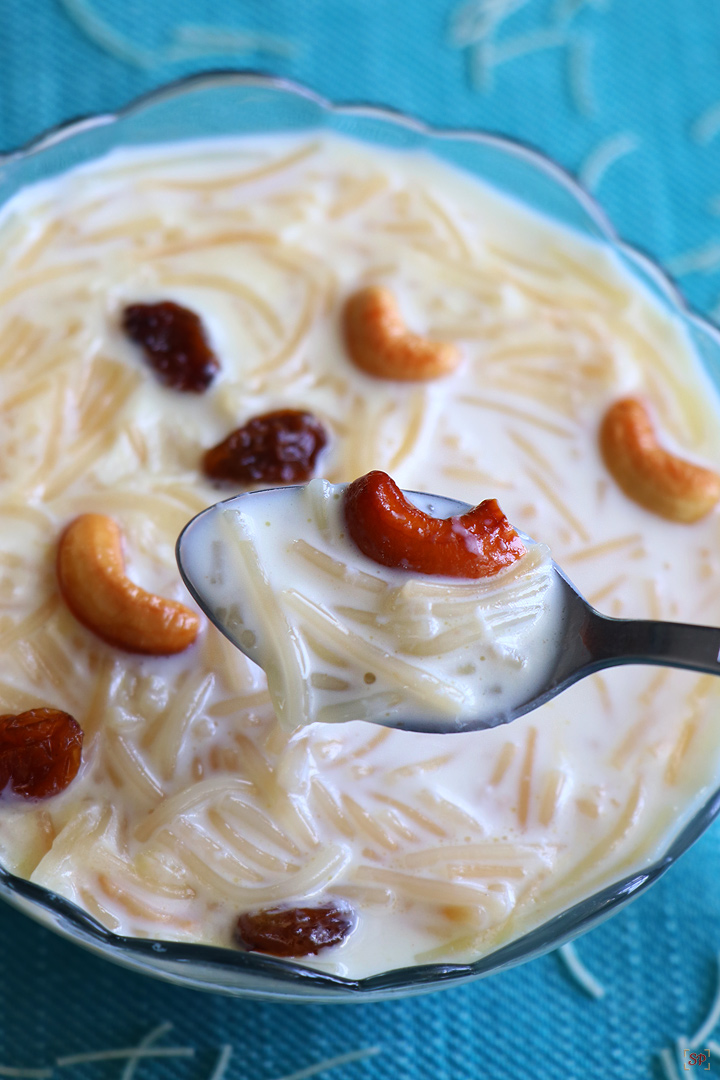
[176,486,720,733]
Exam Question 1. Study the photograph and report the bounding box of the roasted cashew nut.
[599,397,720,523]
[343,286,460,381]
[57,514,200,654]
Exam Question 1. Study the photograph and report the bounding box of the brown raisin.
[234,902,355,958]
[344,470,525,578]
[0,708,83,799]
[122,301,219,393]
[203,409,329,485]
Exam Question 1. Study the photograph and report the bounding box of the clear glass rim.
[2,69,719,1000]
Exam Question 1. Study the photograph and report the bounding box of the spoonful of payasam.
[176,470,720,734]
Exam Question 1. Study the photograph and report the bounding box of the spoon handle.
[587,612,720,677]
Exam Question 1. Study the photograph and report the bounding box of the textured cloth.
[1,1,720,1077]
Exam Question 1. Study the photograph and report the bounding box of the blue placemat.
[2,2,720,1078]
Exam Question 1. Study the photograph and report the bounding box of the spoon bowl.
[177,486,720,733]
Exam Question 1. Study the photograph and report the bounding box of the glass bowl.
[2,71,720,1003]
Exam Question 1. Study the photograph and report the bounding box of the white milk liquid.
[0,134,718,976]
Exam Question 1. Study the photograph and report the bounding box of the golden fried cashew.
[57,514,200,654]
[343,285,460,380]
[599,397,720,523]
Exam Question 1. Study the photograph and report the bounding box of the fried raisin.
[0,709,83,799]
[122,301,219,392]
[344,470,526,577]
[234,902,355,957]
[203,409,328,485]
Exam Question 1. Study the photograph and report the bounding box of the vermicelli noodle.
[0,133,718,976]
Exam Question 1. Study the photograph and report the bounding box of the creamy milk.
[0,134,718,978]
[179,480,565,731]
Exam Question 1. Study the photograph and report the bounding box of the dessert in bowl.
[1,74,720,1001]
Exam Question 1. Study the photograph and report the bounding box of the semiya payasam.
[0,133,720,977]
[179,473,565,732]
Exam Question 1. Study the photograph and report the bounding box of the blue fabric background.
[1,2,720,1077]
